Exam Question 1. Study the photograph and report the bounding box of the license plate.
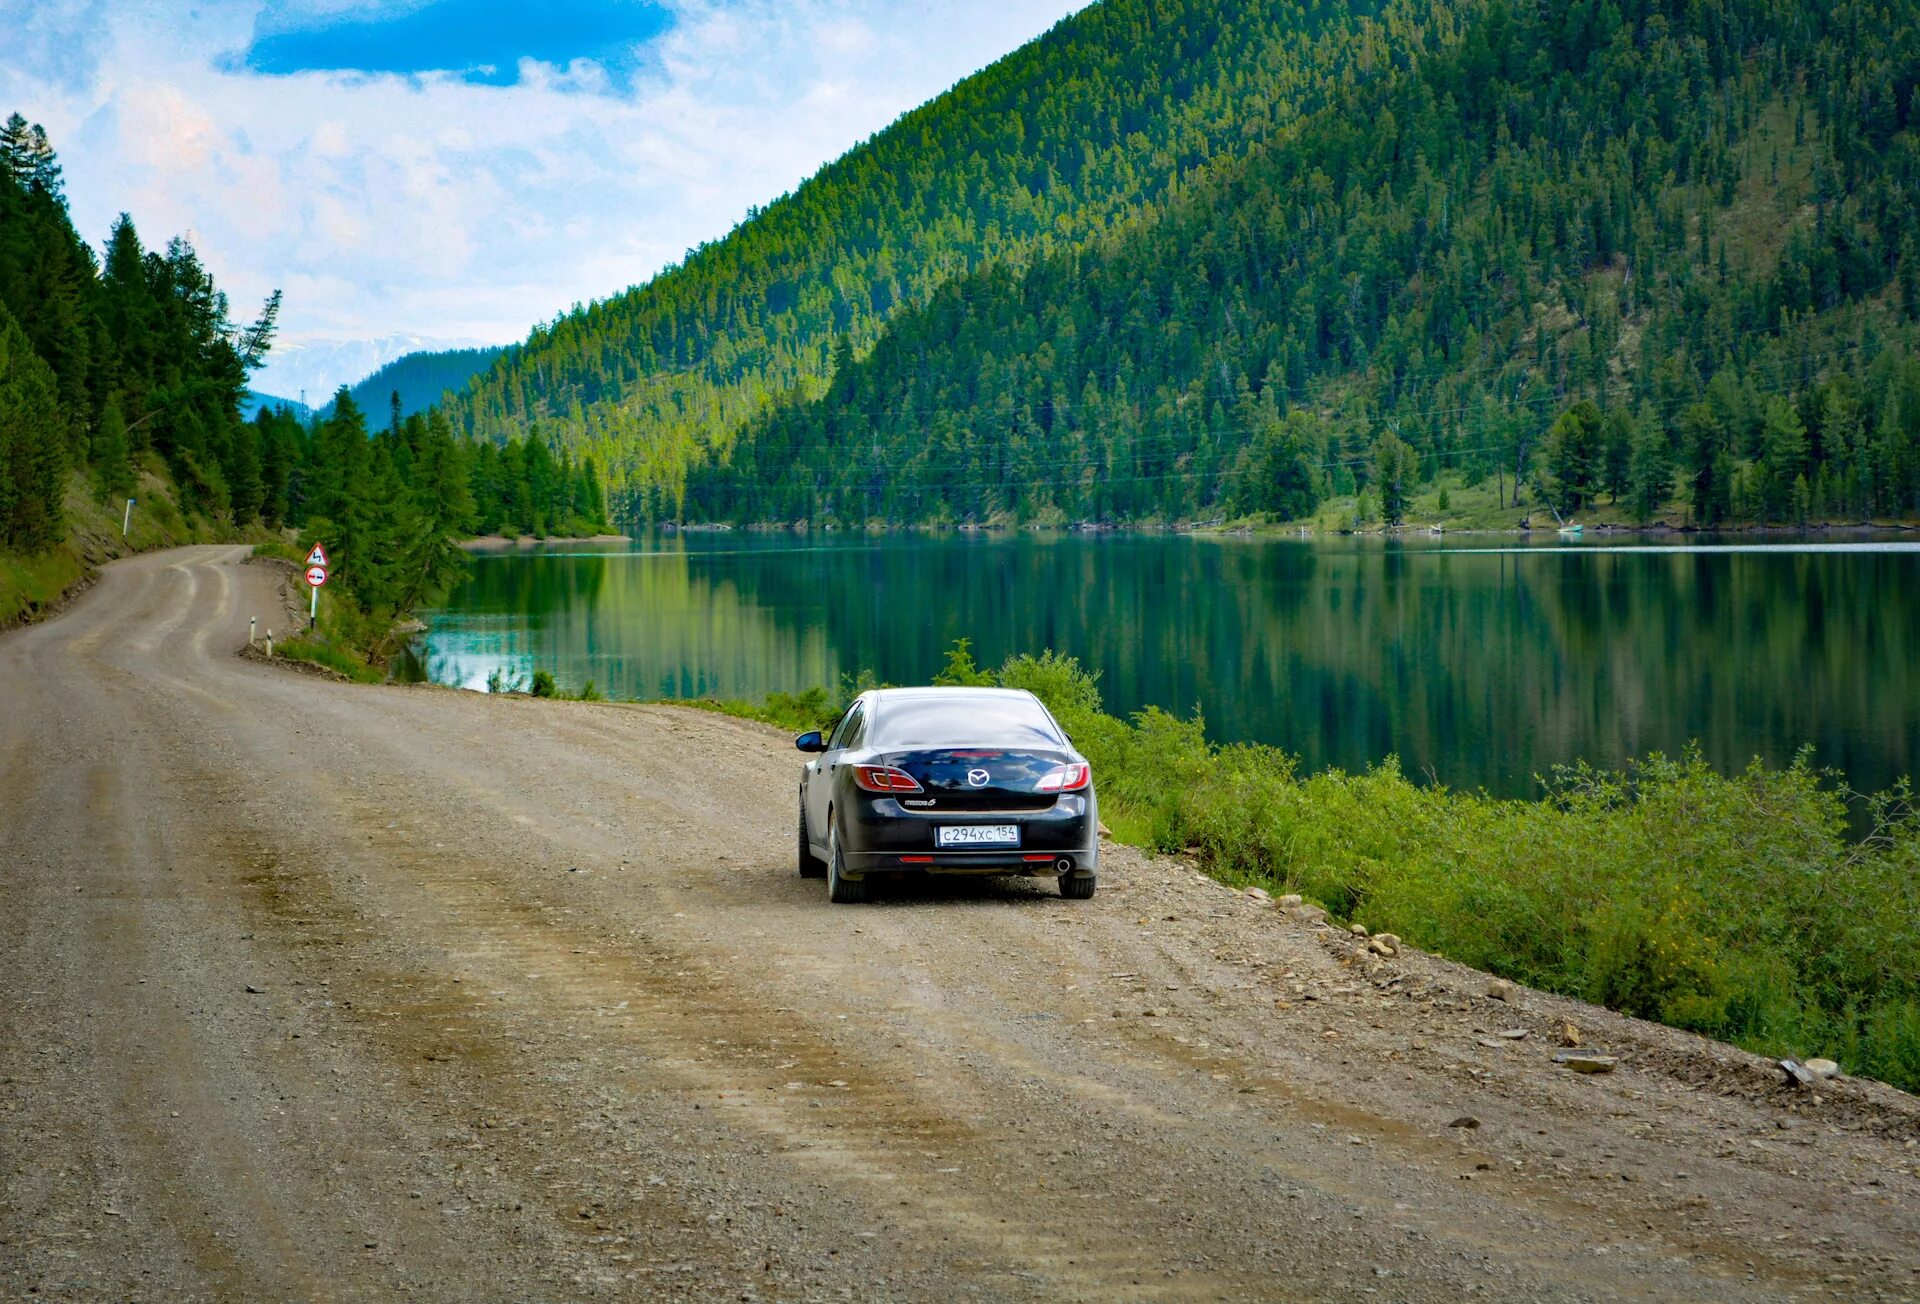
[936,824,1020,848]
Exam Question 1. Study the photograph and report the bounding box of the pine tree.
[1371,431,1417,526]
[94,393,134,500]
[0,113,64,201]
[1626,412,1672,522]
[0,308,67,549]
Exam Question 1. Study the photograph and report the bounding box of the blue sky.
[0,0,1086,396]
[241,0,674,87]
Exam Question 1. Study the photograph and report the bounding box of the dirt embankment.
[2,545,1916,1302]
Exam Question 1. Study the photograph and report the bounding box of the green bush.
[931,637,995,687]
[983,643,1920,1091]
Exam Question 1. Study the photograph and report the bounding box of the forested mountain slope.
[689,0,1920,528]
[0,114,605,633]
[331,346,504,422]
[0,110,280,555]
[448,0,1443,516]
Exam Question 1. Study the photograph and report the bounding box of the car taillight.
[1035,763,1090,792]
[853,765,924,794]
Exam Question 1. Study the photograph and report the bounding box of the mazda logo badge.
[966,768,990,787]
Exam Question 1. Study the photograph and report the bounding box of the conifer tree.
[0,308,67,549]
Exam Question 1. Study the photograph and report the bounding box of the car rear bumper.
[842,848,1099,876]
[839,793,1098,877]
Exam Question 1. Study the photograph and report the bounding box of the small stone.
[1244,886,1271,902]
[1349,923,1369,937]
[1780,1059,1818,1087]
[1804,1058,1842,1081]
[244,984,265,995]
[1097,821,1113,839]
[1486,979,1515,1002]
[1448,1116,1480,1129]
[1370,933,1401,956]
[1288,904,1329,925]
[1276,893,1303,908]
[1556,1020,1581,1047]
[1497,1028,1530,1040]
[1555,1053,1617,1074]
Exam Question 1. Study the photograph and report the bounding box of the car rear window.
[870,696,1063,748]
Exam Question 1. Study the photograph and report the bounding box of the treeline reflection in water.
[422,534,1919,801]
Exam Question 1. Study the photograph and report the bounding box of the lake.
[420,532,1920,802]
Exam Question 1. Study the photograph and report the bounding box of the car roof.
[863,686,1037,701]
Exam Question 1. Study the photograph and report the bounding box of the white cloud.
[0,0,1087,396]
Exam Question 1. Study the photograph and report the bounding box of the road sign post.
[304,543,330,626]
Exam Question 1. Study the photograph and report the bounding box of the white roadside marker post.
[266,629,273,658]
[249,616,257,647]
[122,497,135,538]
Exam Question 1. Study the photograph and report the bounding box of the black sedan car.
[796,687,1099,903]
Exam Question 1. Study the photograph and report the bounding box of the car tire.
[1059,873,1097,900]
[825,819,869,904]
[797,802,826,878]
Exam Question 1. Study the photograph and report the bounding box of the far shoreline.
[464,520,1917,546]
[461,533,633,552]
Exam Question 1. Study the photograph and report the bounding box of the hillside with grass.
[687,0,1920,530]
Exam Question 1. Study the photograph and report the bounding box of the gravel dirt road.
[3,545,1917,1302]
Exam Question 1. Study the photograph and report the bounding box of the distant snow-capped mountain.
[253,334,494,408]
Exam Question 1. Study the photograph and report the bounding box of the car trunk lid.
[882,748,1070,811]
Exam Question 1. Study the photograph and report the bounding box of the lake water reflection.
[421,533,1920,800]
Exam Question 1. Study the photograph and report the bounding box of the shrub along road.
[2,545,1916,1301]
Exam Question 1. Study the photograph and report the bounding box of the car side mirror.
[795,731,827,753]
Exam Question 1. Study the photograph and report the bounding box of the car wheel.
[826,819,868,904]
[1059,873,1097,900]
[797,802,826,878]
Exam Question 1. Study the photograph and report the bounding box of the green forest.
[689,0,1920,527]
[447,0,1417,518]
[0,111,280,554]
[0,113,607,631]
[327,344,504,422]
[433,0,1920,531]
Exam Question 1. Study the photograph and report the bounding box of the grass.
[272,635,385,683]
[669,641,1920,1093]
[0,545,88,627]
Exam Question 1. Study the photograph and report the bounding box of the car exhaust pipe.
[1055,858,1074,874]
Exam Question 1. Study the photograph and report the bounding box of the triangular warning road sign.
[306,542,330,567]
